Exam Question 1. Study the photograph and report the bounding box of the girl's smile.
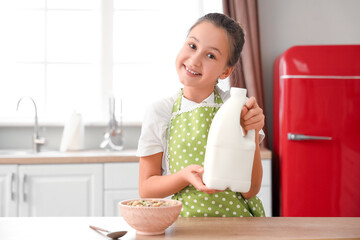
[185,65,202,76]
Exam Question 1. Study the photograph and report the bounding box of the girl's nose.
[189,52,201,67]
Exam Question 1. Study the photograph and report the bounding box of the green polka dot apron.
[168,89,265,217]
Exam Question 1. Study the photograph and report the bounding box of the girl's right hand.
[240,97,265,135]
[182,165,222,195]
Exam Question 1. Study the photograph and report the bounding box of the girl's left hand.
[240,97,265,133]
[183,165,223,195]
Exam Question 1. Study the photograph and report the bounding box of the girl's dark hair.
[189,13,245,67]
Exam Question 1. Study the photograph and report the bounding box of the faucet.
[16,97,46,153]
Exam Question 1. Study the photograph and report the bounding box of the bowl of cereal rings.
[118,198,182,235]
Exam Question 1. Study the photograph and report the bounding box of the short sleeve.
[136,104,163,157]
[136,95,175,157]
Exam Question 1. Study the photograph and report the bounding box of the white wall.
[258,0,360,149]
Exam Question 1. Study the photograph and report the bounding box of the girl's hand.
[182,165,222,195]
[240,97,265,134]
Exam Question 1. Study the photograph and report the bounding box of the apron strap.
[172,90,183,113]
[172,88,223,113]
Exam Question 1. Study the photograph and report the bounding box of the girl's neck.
[183,86,215,103]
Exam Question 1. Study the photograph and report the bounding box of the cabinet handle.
[10,173,15,201]
[23,174,27,202]
[287,133,332,141]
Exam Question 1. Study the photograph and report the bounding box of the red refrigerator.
[273,45,360,217]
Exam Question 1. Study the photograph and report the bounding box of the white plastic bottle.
[203,87,256,192]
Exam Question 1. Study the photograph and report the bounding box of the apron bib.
[168,89,265,217]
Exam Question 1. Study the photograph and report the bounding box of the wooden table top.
[1,217,359,240]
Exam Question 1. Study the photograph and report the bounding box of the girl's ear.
[219,66,234,80]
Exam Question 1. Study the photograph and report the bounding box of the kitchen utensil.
[100,97,124,151]
[89,225,127,239]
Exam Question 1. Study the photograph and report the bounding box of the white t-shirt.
[136,86,265,175]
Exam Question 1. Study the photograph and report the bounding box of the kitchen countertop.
[0,149,139,164]
[0,148,272,164]
[0,217,359,240]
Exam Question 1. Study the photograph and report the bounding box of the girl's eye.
[189,43,196,50]
[207,53,215,59]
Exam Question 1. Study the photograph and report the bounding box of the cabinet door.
[104,162,140,216]
[18,164,103,217]
[104,162,139,189]
[104,190,139,216]
[259,160,272,216]
[257,186,271,217]
[0,165,17,217]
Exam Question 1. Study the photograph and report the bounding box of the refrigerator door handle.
[288,133,332,141]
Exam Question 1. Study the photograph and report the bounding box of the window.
[0,0,223,125]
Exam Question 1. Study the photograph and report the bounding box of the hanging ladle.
[90,225,127,239]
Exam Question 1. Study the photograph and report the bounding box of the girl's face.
[175,21,234,93]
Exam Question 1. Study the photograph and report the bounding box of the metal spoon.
[90,225,127,239]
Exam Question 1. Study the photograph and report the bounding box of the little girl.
[137,13,265,217]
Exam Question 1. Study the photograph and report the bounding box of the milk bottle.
[203,87,256,192]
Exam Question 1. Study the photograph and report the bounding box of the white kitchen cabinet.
[1,151,271,217]
[258,159,272,216]
[0,165,18,217]
[104,162,140,216]
[0,164,103,217]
